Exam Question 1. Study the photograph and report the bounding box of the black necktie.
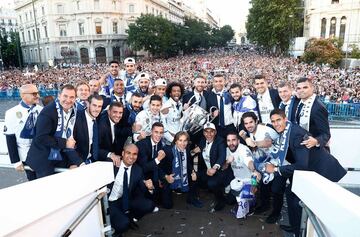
[176,103,180,110]
[122,167,129,213]
[279,102,286,110]
[92,120,99,161]
[296,102,304,124]
[152,145,159,183]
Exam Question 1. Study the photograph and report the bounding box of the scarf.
[19,101,38,139]
[297,94,316,131]
[124,72,137,94]
[101,74,116,97]
[170,146,189,192]
[260,121,292,184]
[75,98,87,111]
[48,99,77,161]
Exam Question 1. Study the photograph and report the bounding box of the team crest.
[16,112,22,119]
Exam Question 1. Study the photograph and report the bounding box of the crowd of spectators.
[1,48,359,103]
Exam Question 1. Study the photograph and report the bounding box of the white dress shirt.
[257,89,274,124]
[108,162,132,201]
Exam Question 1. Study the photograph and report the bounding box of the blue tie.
[122,167,129,213]
[152,145,159,184]
[219,95,225,127]
[92,120,99,161]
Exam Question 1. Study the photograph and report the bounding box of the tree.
[183,17,212,52]
[246,0,303,53]
[0,31,23,68]
[302,38,343,67]
[211,25,235,47]
[126,14,176,58]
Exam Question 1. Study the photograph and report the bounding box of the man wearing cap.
[126,72,151,103]
[4,83,43,181]
[121,57,138,95]
[193,122,228,211]
[142,78,167,110]
[100,60,120,97]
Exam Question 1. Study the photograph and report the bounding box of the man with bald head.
[108,143,155,235]
[4,84,43,180]
[89,79,101,95]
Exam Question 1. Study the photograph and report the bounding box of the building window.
[59,24,67,36]
[30,11,33,20]
[9,19,12,25]
[94,0,99,9]
[28,30,31,40]
[331,0,339,4]
[21,31,25,42]
[57,4,64,14]
[329,17,336,38]
[25,13,28,21]
[146,5,148,13]
[95,22,102,34]
[42,6,45,15]
[320,18,326,38]
[113,22,118,34]
[44,25,48,38]
[32,29,36,40]
[36,28,40,39]
[79,22,84,35]
[19,15,22,23]
[112,0,116,9]
[76,1,80,10]
[339,16,346,41]
[129,4,134,13]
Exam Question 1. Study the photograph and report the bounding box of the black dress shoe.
[265,213,280,224]
[129,221,139,230]
[280,224,295,233]
[214,201,226,211]
[254,204,270,214]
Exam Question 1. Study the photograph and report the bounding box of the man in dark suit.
[26,84,79,178]
[252,74,281,124]
[277,81,299,123]
[294,77,330,150]
[194,122,230,211]
[67,94,104,165]
[266,109,346,236]
[108,144,155,236]
[98,102,132,166]
[206,74,236,138]
[135,122,171,208]
[182,75,209,148]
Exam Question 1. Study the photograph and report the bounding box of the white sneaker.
[152,206,159,213]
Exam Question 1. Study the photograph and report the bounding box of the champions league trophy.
[181,95,216,134]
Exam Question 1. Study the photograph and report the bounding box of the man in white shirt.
[252,74,281,124]
[108,144,155,235]
[4,84,42,181]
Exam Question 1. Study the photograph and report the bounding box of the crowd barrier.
[0,89,359,120]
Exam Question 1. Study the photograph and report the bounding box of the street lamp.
[32,0,42,70]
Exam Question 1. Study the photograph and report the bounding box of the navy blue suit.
[98,113,132,161]
[66,110,99,164]
[108,164,155,234]
[182,90,209,109]
[135,137,171,208]
[197,136,230,204]
[26,102,80,178]
[308,97,331,148]
[279,123,346,236]
[253,88,281,123]
[206,91,236,138]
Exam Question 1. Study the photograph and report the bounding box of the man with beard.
[121,92,144,128]
[161,81,185,145]
[100,60,120,97]
[267,109,346,236]
[121,57,138,95]
[126,72,151,103]
[98,102,131,166]
[67,94,104,165]
[142,78,167,109]
[183,76,208,110]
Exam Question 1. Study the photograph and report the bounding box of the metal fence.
[1,89,359,120]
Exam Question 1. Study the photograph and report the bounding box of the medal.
[16,112,22,119]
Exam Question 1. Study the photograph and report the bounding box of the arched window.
[320,18,326,38]
[339,16,346,41]
[329,17,336,38]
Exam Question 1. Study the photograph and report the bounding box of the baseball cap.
[203,122,216,130]
[154,78,167,87]
[135,72,150,82]
[124,57,135,65]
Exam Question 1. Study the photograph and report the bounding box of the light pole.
[32,0,42,69]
